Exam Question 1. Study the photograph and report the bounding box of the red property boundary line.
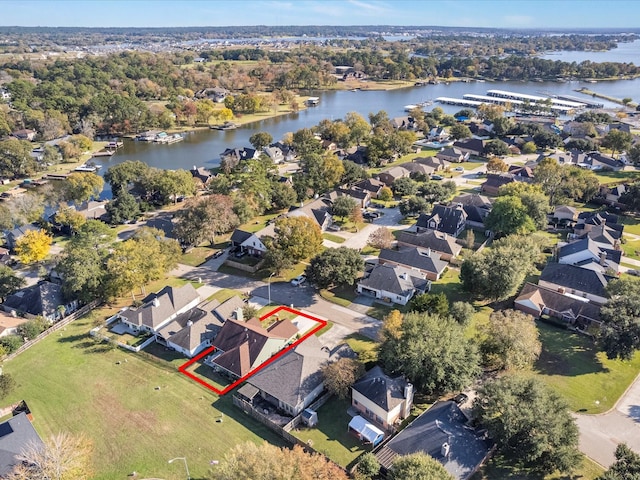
[178,306,327,395]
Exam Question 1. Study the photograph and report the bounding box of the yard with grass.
[291,396,369,468]
[533,321,640,414]
[319,284,358,307]
[322,232,346,244]
[2,314,286,480]
[180,245,219,266]
[473,453,604,480]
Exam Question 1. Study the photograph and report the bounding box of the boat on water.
[306,97,320,106]
[154,133,184,144]
[74,163,100,173]
[210,122,238,131]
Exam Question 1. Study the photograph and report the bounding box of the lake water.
[540,38,640,64]
[101,76,640,181]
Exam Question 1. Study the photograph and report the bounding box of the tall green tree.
[63,172,104,203]
[598,444,640,480]
[249,131,273,151]
[479,309,542,370]
[264,216,323,265]
[388,452,454,480]
[306,247,363,289]
[484,196,536,237]
[378,312,481,395]
[601,129,633,158]
[332,196,359,220]
[473,375,581,474]
[598,278,640,360]
[0,266,26,302]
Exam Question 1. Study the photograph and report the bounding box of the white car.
[291,275,307,286]
[453,166,464,172]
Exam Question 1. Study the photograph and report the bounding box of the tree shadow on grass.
[534,322,606,377]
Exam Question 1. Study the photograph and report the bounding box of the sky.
[0,0,638,29]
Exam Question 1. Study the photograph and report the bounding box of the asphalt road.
[174,257,382,340]
[574,371,640,467]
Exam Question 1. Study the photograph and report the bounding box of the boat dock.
[306,97,320,106]
[91,150,115,158]
[538,92,604,109]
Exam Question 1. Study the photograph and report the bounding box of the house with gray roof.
[379,246,447,281]
[375,401,492,480]
[416,204,467,238]
[211,295,245,324]
[354,178,385,197]
[190,166,214,186]
[209,317,298,379]
[351,365,413,430]
[575,212,622,239]
[539,263,612,305]
[557,237,621,274]
[241,335,354,416]
[436,147,469,164]
[357,264,430,306]
[414,156,451,172]
[514,282,601,331]
[157,304,220,358]
[230,229,267,256]
[553,205,579,224]
[3,224,40,250]
[395,230,462,262]
[0,412,45,477]
[2,281,78,322]
[377,166,411,187]
[117,284,200,334]
[451,193,493,228]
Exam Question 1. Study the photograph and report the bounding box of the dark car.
[235,250,247,258]
[452,393,469,405]
[212,250,225,259]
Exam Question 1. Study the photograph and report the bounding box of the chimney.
[599,251,607,266]
[235,307,244,321]
[186,320,193,327]
[152,297,160,308]
[402,383,414,418]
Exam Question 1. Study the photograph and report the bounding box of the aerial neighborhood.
[1,14,640,480]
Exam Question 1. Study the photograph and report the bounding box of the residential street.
[574,371,640,467]
[172,257,382,340]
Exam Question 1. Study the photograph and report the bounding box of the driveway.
[172,262,382,340]
[574,371,640,467]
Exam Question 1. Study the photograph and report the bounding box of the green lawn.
[180,245,219,266]
[322,233,346,244]
[345,333,379,365]
[429,268,467,303]
[238,212,281,233]
[473,453,604,480]
[593,169,640,186]
[621,236,640,260]
[319,285,358,307]
[291,396,369,468]
[619,215,640,236]
[533,321,640,414]
[2,315,286,480]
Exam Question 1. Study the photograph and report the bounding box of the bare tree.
[367,227,394,249]
[9,432,93,480]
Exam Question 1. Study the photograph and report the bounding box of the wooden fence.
[2,300,101,362]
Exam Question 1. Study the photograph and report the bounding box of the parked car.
[212,250,225,259]
[453,166,464,172]
[291,274,307,286]
[431,174,444,181]
[363,211,381,220]
[627,269,640,276]
[452,393,468,405]
[235,250,247,258]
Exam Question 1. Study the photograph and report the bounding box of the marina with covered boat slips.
[436,88,589,114]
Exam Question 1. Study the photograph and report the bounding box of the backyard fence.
[232,391,346,474]
[2,300,101,362]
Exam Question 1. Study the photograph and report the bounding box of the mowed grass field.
[533,321,640,414]
[2,315,286,480]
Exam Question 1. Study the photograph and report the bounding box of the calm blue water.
[103,77,640,173]
[540,39,640,64]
